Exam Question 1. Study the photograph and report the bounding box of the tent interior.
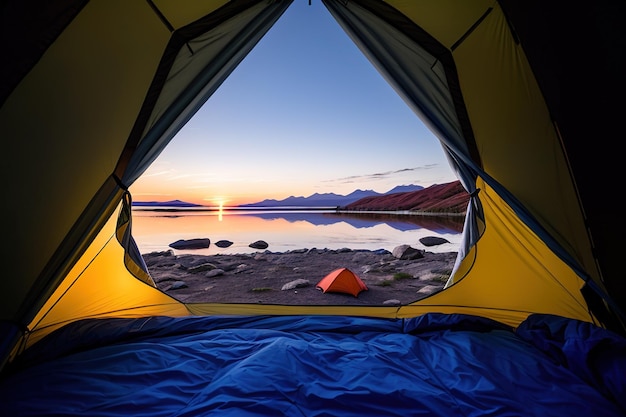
[1,0,625,415]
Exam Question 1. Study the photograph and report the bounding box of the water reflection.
[131,208,464,256]
[239,211,464,233]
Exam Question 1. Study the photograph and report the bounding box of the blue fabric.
[0,314,624,416]
[516,314,626,411]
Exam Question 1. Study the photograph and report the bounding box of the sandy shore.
[143,248,457,306]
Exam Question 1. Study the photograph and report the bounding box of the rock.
[215,240,233,248]
[392,244,425,260]
[281,279,311,291]
[205,269,225,278]
[234,264,250,273]
[142,250,176,267]
[419,236,450,247]
[144,249,174,258]
[170,281,187,290]
[169,238,210,250]
[151,274,182,284]
[249,240,269,250]
[417,285,441,295]
[187,263,217,273]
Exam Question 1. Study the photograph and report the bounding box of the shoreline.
[133,206,467,218]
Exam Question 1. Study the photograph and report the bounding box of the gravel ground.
[143,248,457,306]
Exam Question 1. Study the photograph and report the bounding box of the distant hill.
[132,199,203,208]
[385,184,426,194]
[343,181,469,213]
[239,184,424,208]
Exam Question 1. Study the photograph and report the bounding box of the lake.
[131,207,464,256]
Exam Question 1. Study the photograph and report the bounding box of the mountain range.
[343,181,469,213]
[132,181,469,213]
[239,184,424,208]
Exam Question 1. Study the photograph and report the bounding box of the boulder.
[169,238,210,250]
[205,269,225,278]
[249,240,269,250]
[215,240,233,248]
[281,279,311,291]
[392,244,425,260]
[419,236,450,247]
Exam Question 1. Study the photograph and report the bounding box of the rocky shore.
[143,245,457,306]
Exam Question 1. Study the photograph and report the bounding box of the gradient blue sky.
[130,1,456,207]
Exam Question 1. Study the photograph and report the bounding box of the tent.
[1,0,625,415]
[316,267,368,297]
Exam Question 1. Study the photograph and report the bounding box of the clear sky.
[130,1,456,207]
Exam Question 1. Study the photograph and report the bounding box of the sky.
[129,1,456,207]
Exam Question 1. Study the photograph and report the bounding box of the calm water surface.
[131,208,464,256]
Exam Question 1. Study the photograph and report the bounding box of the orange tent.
[316,268,368,297]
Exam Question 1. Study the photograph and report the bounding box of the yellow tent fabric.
[22,200,190,353]
[1,0,624,371]
[398,178,595,328]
